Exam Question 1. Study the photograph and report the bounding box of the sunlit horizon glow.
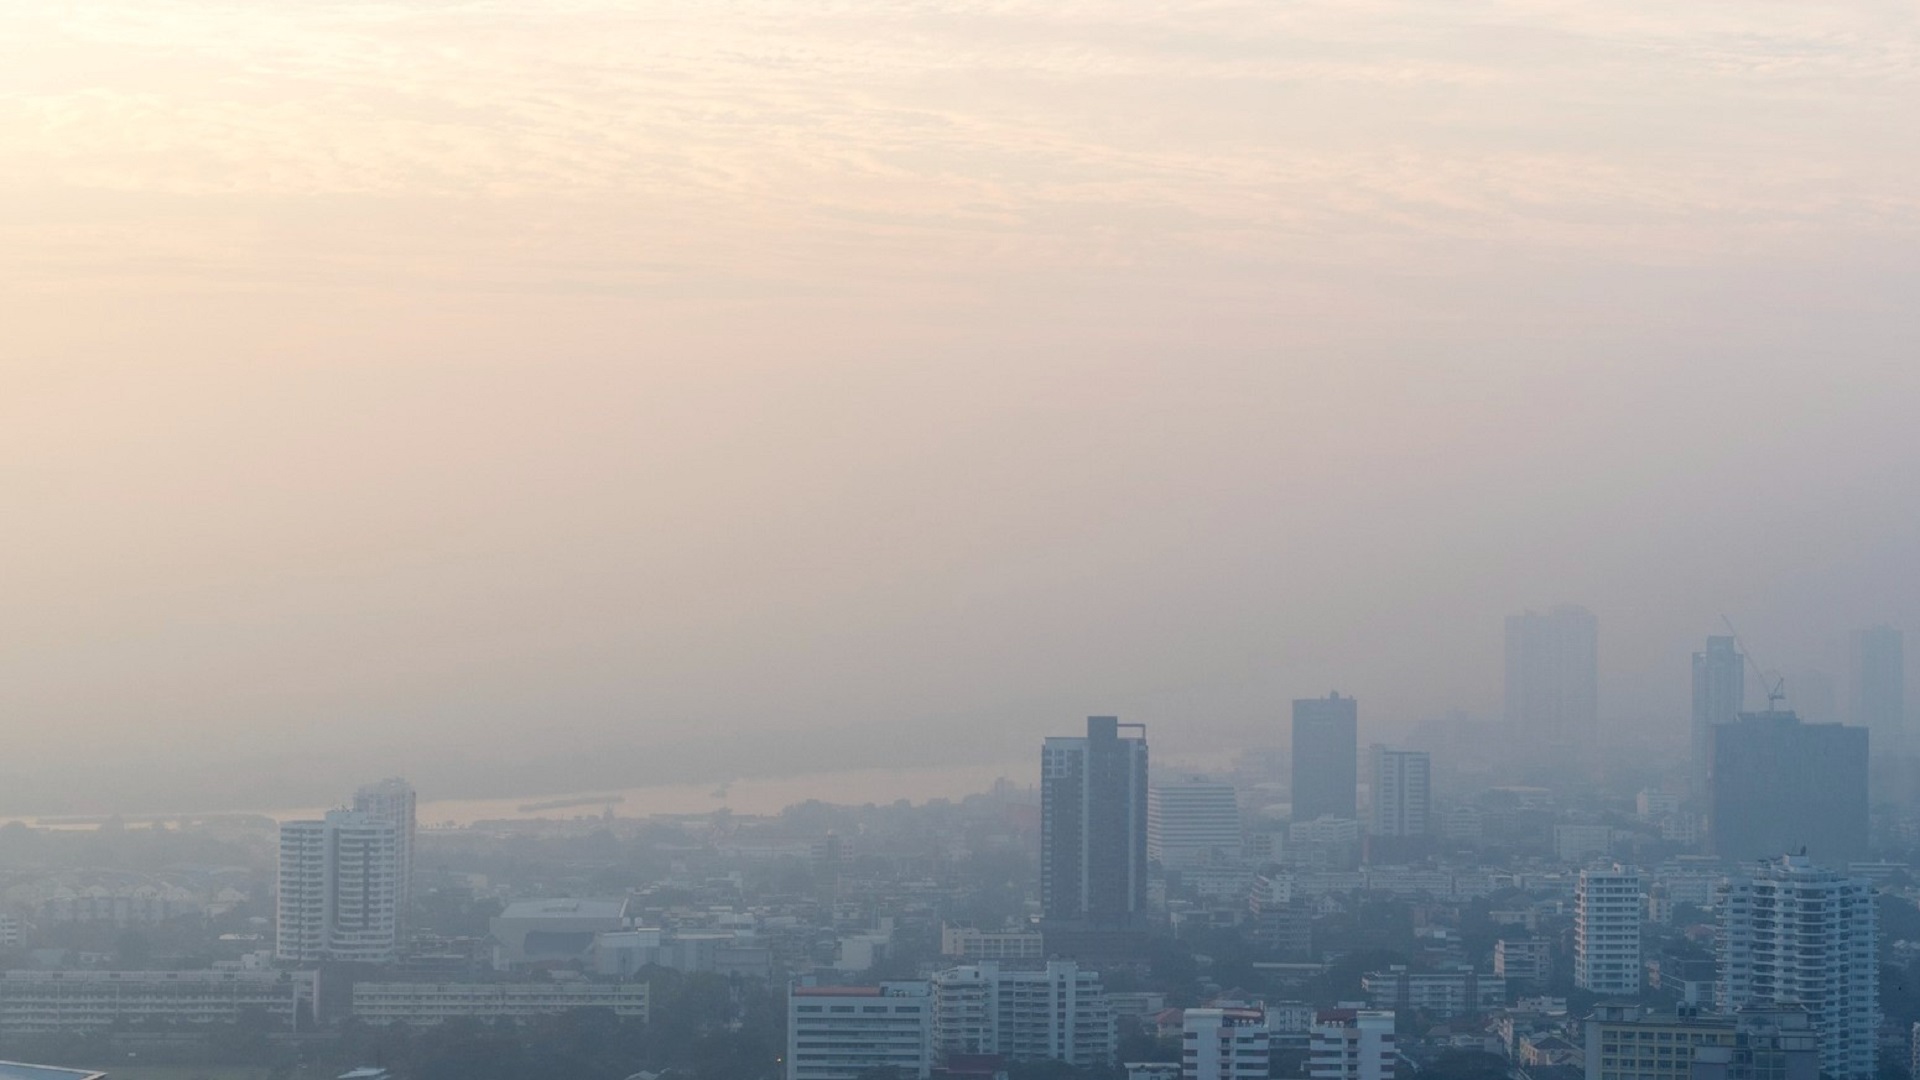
[0,1,1915,814]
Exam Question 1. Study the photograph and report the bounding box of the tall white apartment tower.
[1575,864,1642,995]
[1182,1003,1270,1080]
[1309,1009,1395,1080]
[276,810,401,964]
[1368,747,1431,838]
[1719,854,1878,1080]
[1148,778,1243,869]
[353,778,417,924]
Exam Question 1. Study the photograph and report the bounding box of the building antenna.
[1720,614,1787,711]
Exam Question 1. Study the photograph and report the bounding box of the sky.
[1,0,1917,814]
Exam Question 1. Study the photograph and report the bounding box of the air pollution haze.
[1,0,1916,815]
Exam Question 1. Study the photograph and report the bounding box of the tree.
[1415,1050,1511,1080]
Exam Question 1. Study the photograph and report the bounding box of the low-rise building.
[0,970,319,1034]
[940,926,1045,962]
[789,982,934,1080]
[1495,939,1551,988]
[490,898,630,968]
[352,981,649,1025]
[1361,967,1504,1017]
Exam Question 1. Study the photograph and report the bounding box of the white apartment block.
[352,981,649,1025]
[1360,968,1504,1017]
[789,983,933,1080]
[932,961,1116,1067]
[1576,864,1642,995]
[1309,1009,1396,1080]
[939,925,1045,962]
[1149,779,1244,868]
[0,970,319,1034]
[1368,748,1431,837]
[1494,938,1550,986]
[1182,1004,1269,1080]
[353,778,418,923]
[1719,854,1878,1080]
[277,810,401,964]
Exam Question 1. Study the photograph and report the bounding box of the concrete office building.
[0,970,319,1034]
[1368,747,1431,838]
[353,778,418,926]
[1582,1004,1737,1080]
[1182,1003,1270,1080]
[788,983,933,1080]
[1719,855,1877,1080]
[276,810,400,964]
[352,981,649,1025]
[1691,637,1744,804]
[1149,778,1243,869]
[1576,864,1642,996]
[932,961,1116,1067]
[1309,1009,1395,1080]
[1505,606,1599,750]
[1042,717,1149,931]
[1707,711,1868,864]
[1292,694,1358,822]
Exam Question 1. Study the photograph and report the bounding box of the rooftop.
[496,898,628,920]
[0,1064,109,1080]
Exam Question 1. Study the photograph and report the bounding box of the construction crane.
[1720,614,1787,711]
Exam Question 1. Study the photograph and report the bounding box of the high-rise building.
[788,983,933,1080]
[1308,1009,1395,1080]
[931,961,1116,1067]
[1148,778,1243,869]
[1718,855,1877,1080]
[1691,637,1744,804]
[1851,626,1905,767]
[1505,606,1599,748]
[1291,694,1358,822]
[1788,669,1837,723]
[1367,746,1431,838]
[1707,710,1868,864]
[1575,864,1641,996]
[276,810,401,964]
[1041,716,1148,928]
[353,778,417,928]
[1183,1003,1270,1080]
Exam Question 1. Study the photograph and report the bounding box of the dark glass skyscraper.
[1708,710,1868,864]
[1041,716,1148,927]
[1291,692,1358,821]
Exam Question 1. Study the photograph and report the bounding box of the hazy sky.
[2,1,1917,813]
